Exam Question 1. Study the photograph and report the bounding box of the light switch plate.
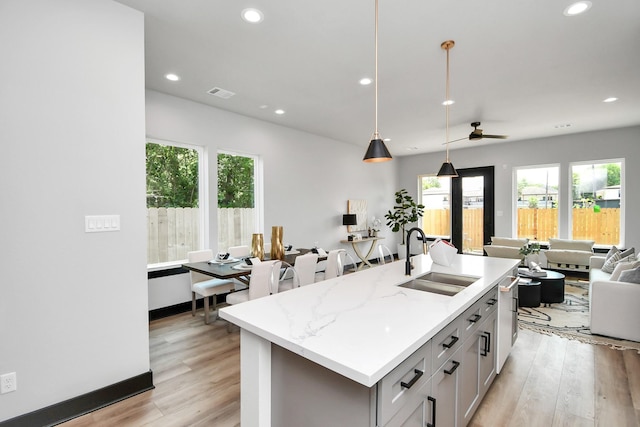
[85,215,120,232]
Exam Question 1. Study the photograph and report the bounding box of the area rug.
[517,278,640,353]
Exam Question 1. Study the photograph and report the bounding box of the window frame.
[512,163,560,243]
[216,149,263,251]
[146,138,207,269]
[568,158,624,247]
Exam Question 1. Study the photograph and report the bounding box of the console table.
[340,236,383,269]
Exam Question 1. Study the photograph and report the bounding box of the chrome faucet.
[405,227,427,275]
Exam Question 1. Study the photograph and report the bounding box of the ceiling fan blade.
[482,134,508,139]
[442,137,468,145]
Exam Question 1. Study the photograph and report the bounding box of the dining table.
[181,248,323,286]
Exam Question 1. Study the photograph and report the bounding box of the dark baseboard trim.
[148,294,232,321]
[0,371,154,427]
[148,266,188,280]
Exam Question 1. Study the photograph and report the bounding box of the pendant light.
[363,0,392,163]
[437,40,458,177]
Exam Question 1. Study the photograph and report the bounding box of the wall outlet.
[1,372,17,394]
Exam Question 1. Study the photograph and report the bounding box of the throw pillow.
[602,250,623,273]
[605,246,619,260]
[620,247,635,259]
[610,260,640,281]
[619,267,640,284]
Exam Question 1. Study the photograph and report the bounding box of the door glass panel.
[419,175,451,240]
[462,176,484,254]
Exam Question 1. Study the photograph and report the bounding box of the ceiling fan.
[446,122,508,144]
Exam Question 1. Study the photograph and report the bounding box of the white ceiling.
[116,0,640,156]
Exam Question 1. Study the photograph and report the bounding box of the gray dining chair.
[187,249,236,325]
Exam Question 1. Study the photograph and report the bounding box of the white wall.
[146,90,399,308]
[146,90,398,251]
[0,0,149,421]
[397,126,640,246]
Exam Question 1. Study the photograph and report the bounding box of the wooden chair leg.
[191,292,196,316]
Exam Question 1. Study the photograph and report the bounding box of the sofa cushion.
[548,238,594,252]
[610,260,640,281]
[619,267,640,284]
[484,245,523,260]
[590,267,611,282]
[490,237,528,248]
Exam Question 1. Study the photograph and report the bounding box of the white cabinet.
[270,285,501,427]
[431,347,462,426]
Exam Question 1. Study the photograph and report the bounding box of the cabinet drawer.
[479,286,499,316]
[460,298,484,342]
[378,339,432,427]
[431,316,462,373]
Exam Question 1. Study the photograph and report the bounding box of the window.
[515,165,559,242]
[217,151,262,252]
[146,140,205,266]
[419,175,451,239]
[570,160,623,245]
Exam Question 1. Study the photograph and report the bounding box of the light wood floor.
[61,311,640,427]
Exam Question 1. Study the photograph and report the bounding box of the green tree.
[605,163,620,186]
[218,153,254,208]
[422,177,441,190]
[146,143,199,208]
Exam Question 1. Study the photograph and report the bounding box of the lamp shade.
[363,138,392,163]
[437,161,458,177]
[342,214,358,226]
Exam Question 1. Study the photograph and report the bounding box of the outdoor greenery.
[385,189,425,245]
[146,143,199,208]
[218,153,254,208]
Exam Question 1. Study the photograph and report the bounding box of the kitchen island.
[220,253,520,427]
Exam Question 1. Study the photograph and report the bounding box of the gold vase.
[251,233,264,260]
[270,226,284,260]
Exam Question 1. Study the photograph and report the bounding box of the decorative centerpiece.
[519,241,541,268]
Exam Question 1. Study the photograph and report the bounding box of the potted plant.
[384,189,424,258]
[519,242,541,267]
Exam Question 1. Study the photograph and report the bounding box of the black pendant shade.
[363,138,392,163]
[437,161,458,177]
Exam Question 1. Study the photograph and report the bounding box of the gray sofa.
[589,254,640,342]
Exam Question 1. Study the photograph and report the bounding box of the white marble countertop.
[220,253,519,387]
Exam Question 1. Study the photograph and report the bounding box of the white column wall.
[0,0,149,421]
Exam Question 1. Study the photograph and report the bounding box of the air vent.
[207,87,236,99]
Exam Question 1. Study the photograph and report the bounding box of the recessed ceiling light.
[603,97,618,103]
[165,73,180,82]
[564,1,592,16]
[242,8,263,23]
[274,109,285,115]
[359,77,373,86]
[442,99,455,106]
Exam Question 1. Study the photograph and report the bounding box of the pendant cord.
[374,0,379,139]
[445,44,451,162]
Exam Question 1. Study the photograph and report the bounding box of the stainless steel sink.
[398,272,479,297]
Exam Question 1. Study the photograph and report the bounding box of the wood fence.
[147,207,254,264]
[149,207,620,263]
[422,208,620,253]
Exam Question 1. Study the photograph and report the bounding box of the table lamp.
[343,214,357,240]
